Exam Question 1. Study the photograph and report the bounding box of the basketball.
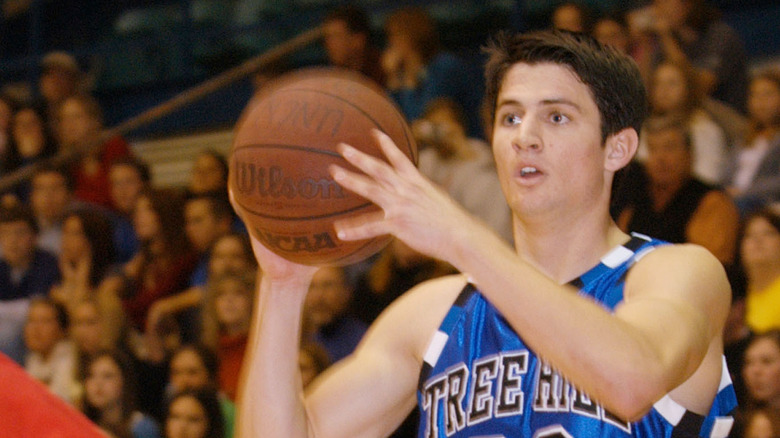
[229,67,417,266]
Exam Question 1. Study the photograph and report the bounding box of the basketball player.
[235,31,736,437]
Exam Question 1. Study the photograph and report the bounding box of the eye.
[501,113,522,126]
[550,112,570,124]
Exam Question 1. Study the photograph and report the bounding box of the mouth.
[519,166,540,177]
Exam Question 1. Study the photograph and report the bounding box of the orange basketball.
[229,67,417,266]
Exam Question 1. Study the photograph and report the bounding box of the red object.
[0,353,106,437]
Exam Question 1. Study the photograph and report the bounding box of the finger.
[336,141,400,189]
[330,163,388,206]
[333,210,388,241]
[372,129,419,178]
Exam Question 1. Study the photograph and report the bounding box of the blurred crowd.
[0,1,778,437]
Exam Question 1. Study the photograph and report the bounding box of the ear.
[604,128,638,172]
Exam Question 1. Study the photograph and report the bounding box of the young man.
[236,31,736,437]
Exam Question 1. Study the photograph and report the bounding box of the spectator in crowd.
[0,203,60,363]
[165,387,225,438]
[29,164,77,255]
[187,150,227,197]
[24,297,78,402]
[551,2,590,33]
[49,208,126,349]
[145,192,235,344]
[120,188,197,337]
[303,266,367,364]
[413,98,512,243]
[322,5,385,86]
[381,6,483,138]
[642,58,729,185]
[592,13,631,55]
[616,116,739,266]
[70,298,123,383]
[82,349,161,438]
[110,157,151,218]
[725,69,780,215]
[166,344,235,438]
[108,156,150,263]
[742,330,780,409]
[201,271,255,402]
[298,341,330,390]
[38,51,83,129]
[57,93,132,209]
[1,103,58,202]
[647,0,748,112]
[206,232,257,280]
[734,405,780,438]
[739,209,780,333]
[351,238,455,325]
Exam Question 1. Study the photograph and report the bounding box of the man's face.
[169,349,210,392]
[491,63,611,219]
[58,98,99,149]
[645,128,691,188]
[323,20,363,67]
[24,302,64,356]
[109,165,145,215]
[31,172,70,223]
[185,199,227,252]
[39,69,76,104]
[189,154,225,195]
[0,220,36,268]
[304,267,351,329]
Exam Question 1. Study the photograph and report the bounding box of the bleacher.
[1,0,778,187]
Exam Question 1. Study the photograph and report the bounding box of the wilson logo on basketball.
[235,162,345,199]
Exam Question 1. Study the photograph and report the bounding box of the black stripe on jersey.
[671,410,705,438]
[455,283,477,307]
[624,234,650,252]
[419,362,434,390]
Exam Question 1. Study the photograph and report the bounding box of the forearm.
[238,275,313,438]
[447,228,706,418]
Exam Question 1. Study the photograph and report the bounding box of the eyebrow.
[496,98,582,112]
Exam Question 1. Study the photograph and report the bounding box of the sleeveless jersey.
[417,233,737,438]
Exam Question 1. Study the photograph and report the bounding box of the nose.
[511,118,542,153]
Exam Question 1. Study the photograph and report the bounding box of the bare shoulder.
[362,274,469,363]
[625,243,731,324]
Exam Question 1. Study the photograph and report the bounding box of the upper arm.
[304,275,465,438]
[617,244,730,387]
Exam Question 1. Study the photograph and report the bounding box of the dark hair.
[3,103,58,173]
[110,156,151,184]
[82,349,140,438]
[166,387,225,438]
[139,188,191,255]
[64,207,116,286]
[739,207,780,250]
[483,29,647,143]
[172,343,220,383]
[0,202,38,233]
[325,5,372,36]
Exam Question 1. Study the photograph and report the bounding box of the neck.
[513,210,624,283]
[747,264,780,291]
[100,402,123,427]
[650,178,685,210]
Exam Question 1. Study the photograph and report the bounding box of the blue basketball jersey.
[417,233,737,438]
